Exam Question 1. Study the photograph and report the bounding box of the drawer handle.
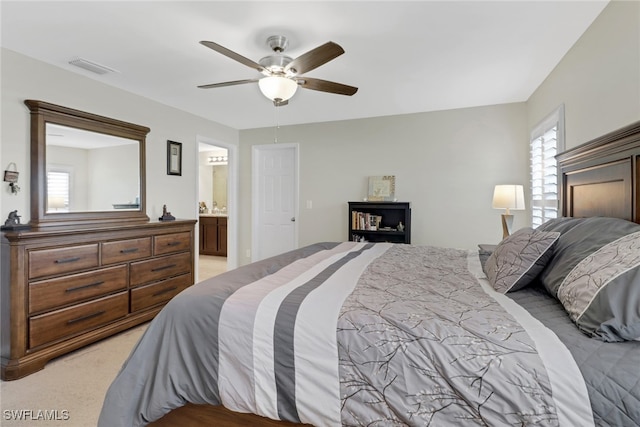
[152,286,178,297]
[151,264,176,272]
[120,248,139,254]
[166,241,181,247]
[55,256,81,264]
[65,281,104,293]
[67,310,105,325]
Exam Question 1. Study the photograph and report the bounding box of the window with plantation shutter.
[530,106,564,228]
[47,170,70,211]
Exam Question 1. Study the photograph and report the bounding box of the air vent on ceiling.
[68,57,118,75]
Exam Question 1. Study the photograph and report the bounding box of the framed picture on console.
[167,140,182,176]
[367,175,396,201]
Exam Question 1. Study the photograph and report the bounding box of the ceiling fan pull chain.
[274,104,280,144]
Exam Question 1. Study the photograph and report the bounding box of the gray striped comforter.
[98,242,594,426]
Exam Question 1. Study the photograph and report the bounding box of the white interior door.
[252,143,299,261]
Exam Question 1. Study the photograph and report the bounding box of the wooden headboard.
[557,120,640,224]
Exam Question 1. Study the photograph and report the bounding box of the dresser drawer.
[29,292,128,349]
[130,273,192,312]
[102,237,152,265]
[29,265,128,314]
[129,252,191,287]
[154,232,191,255]
[29,244,99,279]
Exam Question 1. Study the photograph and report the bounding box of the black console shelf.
[348,201,411,244]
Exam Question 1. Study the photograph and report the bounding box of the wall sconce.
[492,184,525,239]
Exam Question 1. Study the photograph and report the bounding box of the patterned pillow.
[557,231,640,342]
[485,227,560,294]
[539,217,640,297]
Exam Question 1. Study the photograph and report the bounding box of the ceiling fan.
[197,35,358,106]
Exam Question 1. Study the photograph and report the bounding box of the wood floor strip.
[148,403,312,427]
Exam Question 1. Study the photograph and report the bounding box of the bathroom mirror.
[26,100,150,227]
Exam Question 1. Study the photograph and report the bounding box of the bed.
[99,120,640,427]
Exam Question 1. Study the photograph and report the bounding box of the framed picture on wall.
[167,140,182,176]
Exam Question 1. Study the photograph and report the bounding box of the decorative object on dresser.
[199,215,227,256]
[159,204,176,221]
[1,210,29,231]
[348,201,410,243]
[0,100,196,381]
[492,184,525,239]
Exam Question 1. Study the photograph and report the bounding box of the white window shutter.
[530,106,564,228]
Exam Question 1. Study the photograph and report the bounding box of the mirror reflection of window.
[47,170,70,212]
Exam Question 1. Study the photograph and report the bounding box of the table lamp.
[492,184,525,239]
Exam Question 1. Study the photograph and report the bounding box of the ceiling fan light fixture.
[258,76,298,103]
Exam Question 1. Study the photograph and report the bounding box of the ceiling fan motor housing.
[259,54,293,75]
[266,35,289,52]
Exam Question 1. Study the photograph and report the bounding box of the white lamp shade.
[48,196,65,208]
[492,185,525,211]
[258,76,298,102]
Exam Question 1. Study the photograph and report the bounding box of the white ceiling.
[1,1,609,130]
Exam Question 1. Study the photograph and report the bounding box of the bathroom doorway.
[198,141,230,280]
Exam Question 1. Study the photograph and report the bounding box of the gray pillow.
[539,217,640,297]
[485,227,560,293]
[536,216,585,234]
[557,230,640,342]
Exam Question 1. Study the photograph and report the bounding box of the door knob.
[291,217,296,222]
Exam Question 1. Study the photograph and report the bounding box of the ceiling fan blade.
[200,41,266,73]
[285,42,344,75]
[296,77,358,96]
[197,78,259,89]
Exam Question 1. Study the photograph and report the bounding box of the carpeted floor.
[0,323,148,427]
[0,255,227,426]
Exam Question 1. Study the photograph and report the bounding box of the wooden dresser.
[0,219,196,380]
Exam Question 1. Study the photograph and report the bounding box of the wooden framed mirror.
[25,100,150,227]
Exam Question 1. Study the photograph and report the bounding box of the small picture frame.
[367,175,396,201]
[167,140,182,176]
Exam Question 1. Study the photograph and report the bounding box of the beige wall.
[239,103,529,262]
[527,0,640,149]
